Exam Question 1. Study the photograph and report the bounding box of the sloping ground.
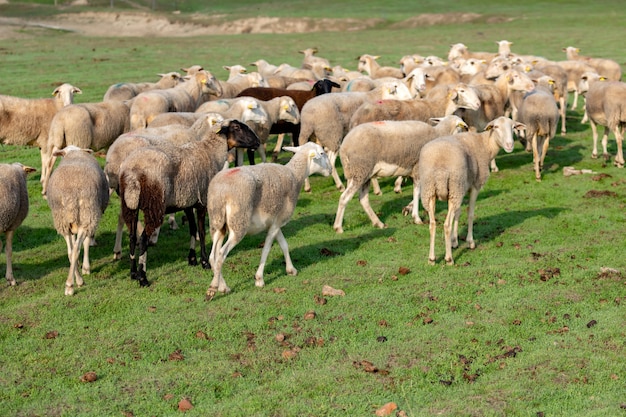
[0,11,491,38]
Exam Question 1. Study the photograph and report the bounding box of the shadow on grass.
[451,206,567,263]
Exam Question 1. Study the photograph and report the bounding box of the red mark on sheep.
[226,168,241,175]
[373,121,386,125]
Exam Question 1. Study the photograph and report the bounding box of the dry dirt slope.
[0,11,490,38]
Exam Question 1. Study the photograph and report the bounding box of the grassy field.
[1,1,625,416]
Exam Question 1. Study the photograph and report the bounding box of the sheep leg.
[195,206,210,269]
[276,228,297,276]
[490,158,499,172]
[3,231,16,286]
[81,234,92,275]
[328,150,345,191]
[589,118,600,159]
[410,178,423,224]
[136,230,150,287]
[613,125,624,168]
[571,90,579,110]
[393,176,404,193]
[600,126,610,161]
[236,148,247,167]
[531,133,542,181]
[113,211,124,260]
[371,178,382,195]
[207,229,229,300]
[539,135,550,178]
[333,178,361,233]
[358,180,385,229]
[581,97,588,123]
[465,187,479,250]
[210,230,242,296]
[443,205,457,266]
[272,134,285,162]
[426,197,437,265]
[185,207,199,266]
[559,96,567,134]
[246,148,256,165]
[123,206,140,282]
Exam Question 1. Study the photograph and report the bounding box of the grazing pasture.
[0,1,625,416]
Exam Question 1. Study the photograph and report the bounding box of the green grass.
[1,1,626,416]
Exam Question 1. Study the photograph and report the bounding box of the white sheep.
[517,76,560,181]
[205,142,332,299]
[0,163,36,286]
[129,70,222,130]
[578,72,626,167]
[0,83,81,183]
[209,71,270,100]
[563,46,622,82]
[250,59,278,77]
[41,99,133,196]
[46,146,109,295]
[103,72,182,101]
[298,81,413,192]
[333,115,469,233]
[118,119,260,287]
[447,43,497,66]
[357,54,404,79]
[419,117,525,265]
[555,59,597,110]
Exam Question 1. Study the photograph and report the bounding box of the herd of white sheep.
[0,42,624,297]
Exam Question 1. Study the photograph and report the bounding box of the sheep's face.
[221,120,260,151]
[485,117,521,154]
[307,144,332,177]
[453,84,480,111]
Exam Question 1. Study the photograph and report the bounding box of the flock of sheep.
[0,41,624,298]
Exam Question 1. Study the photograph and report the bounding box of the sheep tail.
[120,171,141,210]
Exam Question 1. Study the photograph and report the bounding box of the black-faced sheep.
[118,119,260,287]
[0,163,36,286]
[419,117,525,265]
[46,146,109,295]
[206,142,331,299]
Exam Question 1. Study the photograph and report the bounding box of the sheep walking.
[578,72,626,167]
[0,84,82,184]
[129,70,222,130]
[419,117,525,265]
[298,81,413,192]
[206,142,331,300]
[0,163,36,286]
[333,115,469,233]
[103,72,182,101]
[41,99,133,195]
[118,119,260,287]
[517,76,560,181]
[46,146,109,295]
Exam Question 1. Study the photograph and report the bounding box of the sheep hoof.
[614,160,624,168]
[254,278,265,288]
[286,268,298,276]
[113,252,122,260]
[333,226,344,234]
[205,288,217,301]
[201,260,211,270]
[446,258,454,266]
[7,278,16,286]
[401,204,413,216]
[65,285,74,296]
[139,278,150,287]
[469,241,476,250]
[188,249,198,266]
[413,217,423,225]
[428,258,436,266]
[591,153,598,159]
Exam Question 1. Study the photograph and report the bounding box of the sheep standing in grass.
[333,115,468,233]
[517,76,560,181]
[563,46,622,82]
[46,146,109,295]
[206,142,331,299]
[578,72,626,167]
[0,163,36,286]
[298,81,413,192]
[41,99,133,195]
[419,117,525,265]
[103,72,182,101]
[118,119,260,287]
[0,84,82,183]
[357,54,404,79]
[129,70,222,130]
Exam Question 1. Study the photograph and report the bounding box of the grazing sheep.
[236,78,341,153]
[129,70,222,130]
[357,54,404,79]
[298,81,413,192]
[578,72,626,167]
[563,46,622,82]
[333,115,469,233]
[205,142,332,299]
[0,83,81,182]
[349,82,481,129]
[0,163,36,286]
[210,71,270,100]
[46,146,109,295]
[118,119,260,287]
[103,72,182,101]
[447,43,497,66]
[41,99,133,195]
[517,76,560,181]
[419,117,525,265]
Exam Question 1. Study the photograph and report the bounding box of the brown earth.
[0,11,493,39]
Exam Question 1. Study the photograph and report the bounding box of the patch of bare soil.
[0,11,492,39]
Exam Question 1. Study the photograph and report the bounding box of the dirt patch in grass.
[0,11,492,39]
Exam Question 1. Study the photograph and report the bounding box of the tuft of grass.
[1,1,626,416]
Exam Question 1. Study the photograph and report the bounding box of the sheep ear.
[283,146,298,153]
[429,117,442,126]
[21,165,37,174]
